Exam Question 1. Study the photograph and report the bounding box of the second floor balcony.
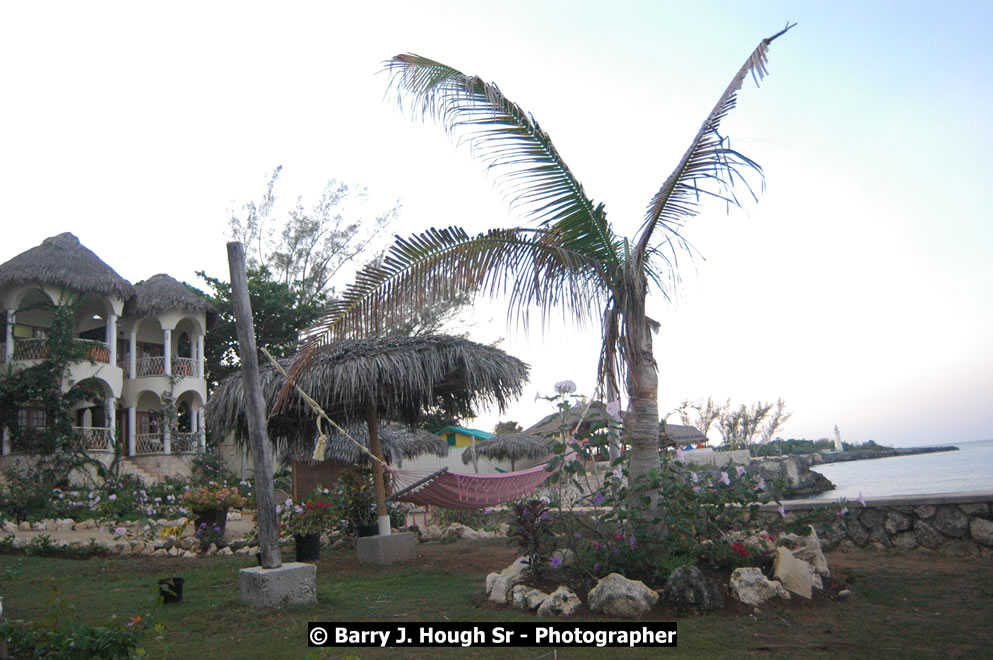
[128,355,201,379]
[10,338,111,363]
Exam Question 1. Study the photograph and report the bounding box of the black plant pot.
[158,577,184,604]
[356,524,379,538]
[294,533,321,562]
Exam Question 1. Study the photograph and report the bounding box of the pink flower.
[675,448,686,463]
[776,504,787,519]
[757,478,767,491]
[731,542,748,557]
[735,466,746,478]
[837,506,849,518]
[718,471,731,486]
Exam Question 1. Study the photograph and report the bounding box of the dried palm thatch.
[0,232,134,300]
[461,432,551,471]
[206,335,529,461]
[124,274,218,328]
[663,423,708,446]
[280,422,447,467]
[525,400,614,437]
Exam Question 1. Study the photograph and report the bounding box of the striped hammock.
[386,461,555,509]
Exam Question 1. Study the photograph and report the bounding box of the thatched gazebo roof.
[280,422,448,467]
[125,274,218,328]
[663,423,708,446]
[0,232,134,300]
[206,335,530,460]
[461,432,551,470]
[525,400,615,437]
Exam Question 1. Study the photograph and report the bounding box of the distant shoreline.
[818,445,959,464]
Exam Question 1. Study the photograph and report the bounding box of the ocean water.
[802,438,993,502]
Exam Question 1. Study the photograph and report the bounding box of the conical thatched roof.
[663,423,708,445]
[461,432,551,466]
[206,335,529,458]
[525,400,615,437]
[280,422,448,467]
[125,274,218,328]
[0,232,134,300]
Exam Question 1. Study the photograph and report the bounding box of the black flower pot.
[158,577,184,604]
[357,524,379,538]
[294,533,321,562]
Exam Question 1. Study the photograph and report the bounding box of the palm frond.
[383,54,619,270]
[634,23,796,268]
[283,226,612,392]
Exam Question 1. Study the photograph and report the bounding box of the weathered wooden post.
[365,404,391,536]
[230,242,316,606]
[227,242,281,569]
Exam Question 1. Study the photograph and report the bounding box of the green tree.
[291,26,794,500]
[493,420,523,435]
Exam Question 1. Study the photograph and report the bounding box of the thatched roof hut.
[281,422,448,467]
[460,432,551,471]
[206,335,529,457]
[125,274,218,328]
[662,423,708,447]
[525,400,615,437]
[0,232,134,299]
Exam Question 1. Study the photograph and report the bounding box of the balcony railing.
[12,338,109,363]
[75,426,112,451]
[136,433,163,454]
[172,431,203,453]
[134,356,200,378]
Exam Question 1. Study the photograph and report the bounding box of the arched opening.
[70,378,115,451]
[11,288,55,360]
[135,391,164,454]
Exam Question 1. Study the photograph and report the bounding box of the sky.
[2,1,991,447]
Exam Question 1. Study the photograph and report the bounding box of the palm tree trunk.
[623,301,661,509]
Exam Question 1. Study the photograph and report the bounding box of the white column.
[106,313,118,367]
[128,327,137,378]
[127,406,136,456]
[163,425,171,454]
[107,400,116,448]
[5,309,14,363]
[163,329,172,376]
[82,407,92,427]
[197,409,205,450]
[197,334,205,379]
[2,426,10,456]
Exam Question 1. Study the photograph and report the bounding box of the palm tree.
[288,24,795,499]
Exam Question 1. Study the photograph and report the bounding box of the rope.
[261,347,387,467]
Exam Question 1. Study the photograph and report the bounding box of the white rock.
[235,546,251,556]
[536,586,581,617]
[587,573,659,617]
[75,519,96,530]
[167,547,181,557]
[461,528,482,541]
[551,548,576,568]
[218,546,234,556]
[182,551,197,559]
[779,526,830,577]
[31,521,46,531]
[443,523,467,539]
[729,567,791,605]
[2,521,17,533]
[773,546,817,599]
[17,522,31,532]
[510,585,549,610]
[422,524,444,541]
[226,511,242,521]
[206,543,218,556]
[55,519,75,531]
[142,544,156,555]
[152,548,169,557]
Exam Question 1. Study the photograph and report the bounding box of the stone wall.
[761,491,993,558]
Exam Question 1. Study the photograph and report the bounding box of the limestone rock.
[914,505,937,520]
[421,524,444,541]
[498,523,510,536]
[2,521,16,533]
[167,547,181,557]
[742,530,777,555]
[486,556,531,604]
[536,586,581,617]
[779,527,829,577]
[443,523,468,539]
[182,550,197,559]
[206,543,218,556]
[510,585,549,611]
[226,510,243,521]
[933,508,969,538]
[218,546,234,556]
[773,546,818,599]
[915,521,945,549]
[663,565,725,614]
[970,518,993,546]
[17,521,31,532]
[885,511,913,535]
[958,503,989,516]
[729,567,790,606]
[588,573,659,617]
[55,518,75,531]
[460,528,482,541]
[152,548,169,557]
[892,532,918,550]
[141,544,156,555]
[31,521,46,531]
[551,548,576,568]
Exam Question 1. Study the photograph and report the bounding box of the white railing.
[172,357,198,377]
[172,431,203,453]
[136,433,163,454]
[136,356,166,377]
[13,338,49,360]
[75,426,112,451]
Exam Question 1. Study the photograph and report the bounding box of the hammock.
[386,461,555,509]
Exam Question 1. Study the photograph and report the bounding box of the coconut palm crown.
[288,24,795,498]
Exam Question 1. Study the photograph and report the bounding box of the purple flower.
[757,477,767,491]
[628,536,637,549]
[855,491,866,507]
[735,465,746,478]
[594,562,601,572]
[718,471,731,486]
[108,494,117,501]
[837,506,849,518]
[554,380,577,394]
[551,556,562,568]
[574,532,583,539]
[592,492,604,507]
[606,400,622,422]
[114,526,126,537]
[541,511,548,521]
[675,448,686,462]
[776,504,787,519]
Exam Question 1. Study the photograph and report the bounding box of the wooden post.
[366,404,391,536]
[227,242,281,569]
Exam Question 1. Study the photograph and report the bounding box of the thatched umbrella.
[124,274,218,328]
[525,400,615,437]
[280,422,448,468]
[662,423,708,448]
[206,335,529,533]
[0,232,134,299]
[460,432,551,471]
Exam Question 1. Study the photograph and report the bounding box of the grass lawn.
[1,540,991,659]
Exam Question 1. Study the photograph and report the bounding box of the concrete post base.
[238,562,317,608]
[356,531,417,565]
